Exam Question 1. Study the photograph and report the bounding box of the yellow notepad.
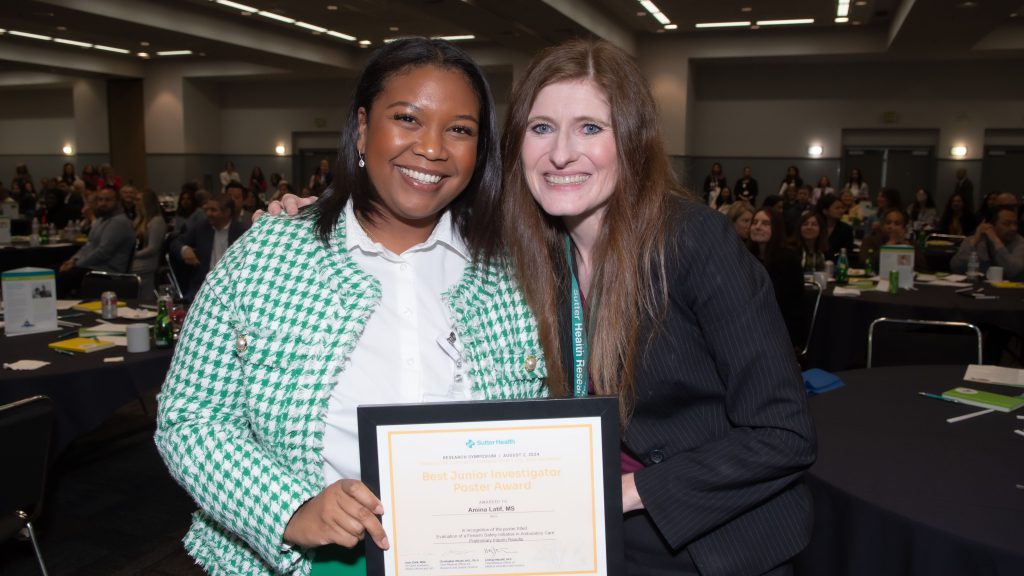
[72,300,127,312]
[48,337,117,354]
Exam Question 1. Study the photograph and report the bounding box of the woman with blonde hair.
[131,188,167,300]
[499,39,814,575]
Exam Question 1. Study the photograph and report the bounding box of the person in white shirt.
[218,161,240,193]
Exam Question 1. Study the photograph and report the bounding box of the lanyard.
[566,236,589,398]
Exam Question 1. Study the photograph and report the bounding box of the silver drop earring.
[358,153,365,168]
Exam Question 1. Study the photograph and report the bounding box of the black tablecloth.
[0,242,80,272]
[0,311,172,453]
[807,283,1024,371]
[795,365,1024,576]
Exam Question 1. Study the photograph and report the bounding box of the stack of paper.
[963,365,1024,388]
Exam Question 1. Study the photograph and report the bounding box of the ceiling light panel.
[756,19,815,26]
[295,22,327,33]
[258,11,295,24]
[94,44,130,53]
[9,30,53,41]
[696,21,751,29]
[216,0,257,12]
[54,37,92,48]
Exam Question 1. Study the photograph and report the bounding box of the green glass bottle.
[836,248,850,285]
[864,249,874,277]
[153,298,173,349]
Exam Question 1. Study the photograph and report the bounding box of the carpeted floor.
[0,393,204,576]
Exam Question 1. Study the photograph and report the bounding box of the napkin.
[832,286,861,297]
[3,360,51,370]
[803,368,845,395]
[118,307,157,320]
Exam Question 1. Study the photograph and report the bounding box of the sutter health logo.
[465,438,515,449]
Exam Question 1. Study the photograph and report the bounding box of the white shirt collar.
[344,199,469,261]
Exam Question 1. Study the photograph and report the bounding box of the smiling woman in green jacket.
[155,38,546,576]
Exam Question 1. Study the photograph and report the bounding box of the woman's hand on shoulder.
[283,479,389,550]
[252,194,317,222]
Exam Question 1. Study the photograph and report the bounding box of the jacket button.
[649,449,665,464]
[524,355,537,372]
[235,334,248,354]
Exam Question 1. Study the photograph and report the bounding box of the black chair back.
[0,396,53,539]
[868,318,983,368]
[80,271,142,300]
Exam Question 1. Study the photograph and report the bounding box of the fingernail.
[381,537,390,550]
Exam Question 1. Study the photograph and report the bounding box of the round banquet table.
[807,283,1024,371]
[0,241,81,272]
[794,365,1024,576]
[0,308,173,454]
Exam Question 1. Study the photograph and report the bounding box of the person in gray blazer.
[57,186,136,297]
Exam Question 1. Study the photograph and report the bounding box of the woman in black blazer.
[750,208,805,346]
[501,39,815,576]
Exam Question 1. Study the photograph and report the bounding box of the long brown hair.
[500,39,681,425]
[134,188,161,246]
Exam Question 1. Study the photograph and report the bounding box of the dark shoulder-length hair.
[752,208,790,267]
[311,37,502,261]
[795,210,829,256]
[500,38,682,423]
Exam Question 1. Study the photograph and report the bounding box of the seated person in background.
[950,205,1023,280]
[131,188,168,301]
[909,187,938,233]
[795,211,829,271]
[173,183,200,234]
[784,184,813,233]
[170,194,246,301]
[819,194,855,259]
[39,188,69,230]
[936,192,977,237]
[859,208,926,272]
[120,185,138,220]
[750,208,804,346]
[225,180,253,232]
[726,200,754,244]
[57,187,136,296]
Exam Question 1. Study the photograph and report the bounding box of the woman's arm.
[133,217,166,260]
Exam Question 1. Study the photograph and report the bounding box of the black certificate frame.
[357,396,623,576]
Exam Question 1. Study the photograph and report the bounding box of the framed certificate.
[358,397,623,576]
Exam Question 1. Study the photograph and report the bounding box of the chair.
[923,233,966,273]
[79,270,142,300]
[0,396,54,576]
[867,317,983,368]
[161,252,184,301]
[796,280,823,364]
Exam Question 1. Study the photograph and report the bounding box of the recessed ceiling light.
[8,30,53,41]
[835,17,849,23]
[1011,12,1019,18]
[54,38,92,48]
[295,21,327,33]
[664,24,678,30]
[756,18,815,26]
[389,26,399,32]
[958,1,977,7]
[855,1,867,5]
[259,11,295,24]
[326,4,339,10]
[0,29,6,35]
[359,40,371,46]
[851,20,862,26]
[56,25,67,31]
[140,41,150,46]
[695,21,750,29]
[750,24,761,30]
[137,52,150,58]
[94,44,130,54]
[636,11,645,17]
[741,6,752,12]
[156,50,193,56]
[327,30,356,41]
[433,35,475,41]
[216,0,257,12]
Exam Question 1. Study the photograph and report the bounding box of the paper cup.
[126,323,151,353]
[987,266,1004,283]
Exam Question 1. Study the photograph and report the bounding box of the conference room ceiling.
[0,0,1021,80]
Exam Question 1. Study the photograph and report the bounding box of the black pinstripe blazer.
[560,197,816,576]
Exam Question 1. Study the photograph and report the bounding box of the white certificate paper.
[375,416,607,575]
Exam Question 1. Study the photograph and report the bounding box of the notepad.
[48,337,118,354]
[72,300,126,313]
[941,387,1024,413]
[963,365,1024,388]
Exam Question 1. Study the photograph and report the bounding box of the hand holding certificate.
[358,397,623,576]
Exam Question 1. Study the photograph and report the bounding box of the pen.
[918,392,960,404]
[54,329,79,340]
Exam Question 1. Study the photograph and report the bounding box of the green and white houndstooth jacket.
[155,212,548,576]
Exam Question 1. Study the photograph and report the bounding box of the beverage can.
[101,291,118,319]
[888,270,899,294]
[825,260,835,278]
